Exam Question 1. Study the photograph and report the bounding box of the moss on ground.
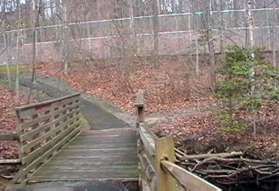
[0,64,28,75]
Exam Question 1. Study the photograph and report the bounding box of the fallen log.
[0,133,19,141]
[178,151,243,160]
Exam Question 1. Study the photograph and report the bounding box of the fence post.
[155,137,177,191]
[135,90,145,128]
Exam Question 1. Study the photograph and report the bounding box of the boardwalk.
[9,78,138,190]
[29,128,138,183]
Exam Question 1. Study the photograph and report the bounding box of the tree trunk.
[15,0,22,99]
[129,0,136,57]
[195,38,200,76]
[15,30,20,99]
[62,3,69,75]
[31,0,40,83]
[247,0,257,137]
[152,0,160,68]
[28,0,40,103]
[272,5,277,68]
[218,0,225,62]
[4,33,12,89]
[207,1,216,90]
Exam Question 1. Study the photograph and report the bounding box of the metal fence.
[0,7,278,62]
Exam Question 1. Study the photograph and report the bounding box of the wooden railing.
[13,93,82,183]
[135,91,222,191]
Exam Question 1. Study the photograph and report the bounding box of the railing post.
[155,137,177,191]
[135,90,145,128]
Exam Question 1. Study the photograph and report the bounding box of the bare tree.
[246,0,258,137]
[15,0,22,99]
[62,0,69,75]
[271,1,278,68]
[31,0,41,83]
[200,0,216,90]
[218,0,225,61]
[152,0,160,67]
[28,0,41,103]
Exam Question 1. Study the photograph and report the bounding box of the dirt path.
[19,77,129,130]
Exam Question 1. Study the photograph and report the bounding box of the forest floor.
[37,60,279,160]
[0,60,278,159]
[0,85,25,160]
[0,60,278,190]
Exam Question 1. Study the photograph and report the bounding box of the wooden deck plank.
[32,169,138,178]
[47,159,138,166]
[29,127,138,183]
[72,136,137,144]
[52,155,138,160]
[33,165,138,172]
[30,174,138,183]
[63,143,136,154]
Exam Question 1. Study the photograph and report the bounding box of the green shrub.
[216,46,278,133]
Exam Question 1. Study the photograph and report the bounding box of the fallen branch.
[0,159,21,165]
[176,149,279,186]
[179,151,243,160]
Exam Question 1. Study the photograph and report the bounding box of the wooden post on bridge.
[135,89,145,128]
[135,90,176,191]
[155,137,177,191]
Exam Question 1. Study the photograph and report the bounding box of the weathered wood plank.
[15,94,80,112]
[34,167,138,177]
[22,115,80,154]
[49,159,138,166]
[77,137,137,143]
[53,154,138,161]
[139,125,155,156]
[30,175,138,183]
[20,110,76,142]
[161,160,222,191]
[61,147,137,153]
[81,127,136,135]
[14,124,81,182]
[155,137,177,191]
[35,165,139,172]
[22,119,80,165]
[20,104,79,129]
[135,90,145,107]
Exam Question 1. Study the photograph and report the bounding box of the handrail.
[15,93,80,111]
[14,94,82,183]
[139,124,155,156]
[161,160,222,191]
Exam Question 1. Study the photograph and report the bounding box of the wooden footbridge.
[8,92,222,191]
